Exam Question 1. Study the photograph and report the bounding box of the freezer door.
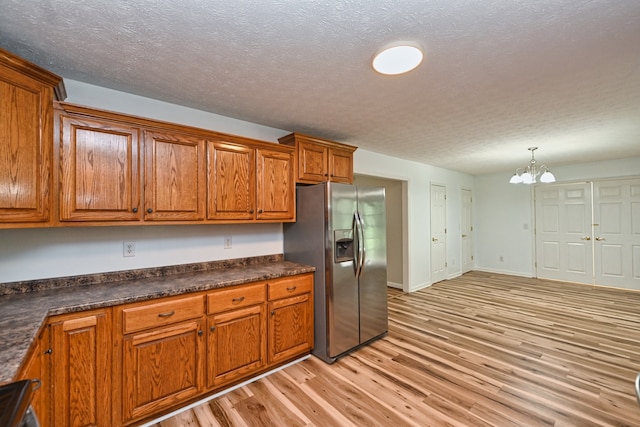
[327,183,360,358]
[357,185,388,343]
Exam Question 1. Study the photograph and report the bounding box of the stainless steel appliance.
[283,182,388,363]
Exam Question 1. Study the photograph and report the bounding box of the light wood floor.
[152,272,640,426]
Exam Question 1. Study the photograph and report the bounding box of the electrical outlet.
[224,236,232,249]
[499,256,504,262]
[123,241,136,257]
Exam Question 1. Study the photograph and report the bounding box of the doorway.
[431,184,447,284]
[534,177,640,289]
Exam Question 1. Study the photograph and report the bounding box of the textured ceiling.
[1,0,639,175]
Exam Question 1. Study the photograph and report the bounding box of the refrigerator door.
[327,183,360,358]
[357,186,388,343]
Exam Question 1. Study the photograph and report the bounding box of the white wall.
[474,157,640,276]
[354,149,475,291]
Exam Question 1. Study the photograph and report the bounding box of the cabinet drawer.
[122,295,204,334]
[268,274,313,300]
[207,283,266,314]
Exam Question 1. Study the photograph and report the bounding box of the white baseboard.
[408,281,432,292]
[473,267,533,278]
[387,281,403,289]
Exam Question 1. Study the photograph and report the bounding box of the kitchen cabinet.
[13,271,312,426]
[278,133,357,184]
[59,110,208,223]
[206,283,267,388]
[207,141,255,220]
[143,130,206,221]
[267,274,314,364]
[56,103,294,225]
[59,113,141,221]
[117,294,205,425]
[16,327,49,427]
[0,48,65,226]
[207,141,294,221]
[256,147,295,220]
[48,308,112,427]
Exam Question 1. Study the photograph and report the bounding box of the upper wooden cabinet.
[143,130,206,221]
[59,113,141,222]
[208,141,295,222]
[55,103,294,225]
[0,48,65,226]
[207,141,256,220]
[256,147,295,220]
[278,133,357,184]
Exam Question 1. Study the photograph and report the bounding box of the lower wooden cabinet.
[49,308,112,427]
[206,282,267,388]
[268,274,314,364]
[16,326,49,427]
[121,319,205,424]
[18,273,312,426]
[207,304,266,387]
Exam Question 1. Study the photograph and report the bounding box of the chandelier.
[509,147,556,184]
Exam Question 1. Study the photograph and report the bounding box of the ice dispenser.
[334,229,354,262]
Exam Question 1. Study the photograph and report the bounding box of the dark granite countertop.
[0,254,314,383]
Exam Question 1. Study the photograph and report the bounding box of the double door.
[535,178,640,289]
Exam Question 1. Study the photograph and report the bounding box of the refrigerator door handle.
[353,213,362,278]
[355,211,365,278]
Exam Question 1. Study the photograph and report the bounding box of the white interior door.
[593,178,640,289]
[535,183,593,284]
[431,184,447,284]
[461,188,473,273]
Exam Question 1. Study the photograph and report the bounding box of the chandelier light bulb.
[509,147,556,185]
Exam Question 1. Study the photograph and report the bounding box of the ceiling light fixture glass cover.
[509,147,556,185]
[373,43,423,75]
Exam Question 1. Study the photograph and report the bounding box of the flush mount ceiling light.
[372,43,423,75]
[509,147,556,184]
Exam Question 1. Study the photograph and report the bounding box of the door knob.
[462,234,467,238]
[432,237,438,242]
[581,236,591,241]
[595,237,606,241]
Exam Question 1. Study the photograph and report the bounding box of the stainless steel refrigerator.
[283,182,388,363]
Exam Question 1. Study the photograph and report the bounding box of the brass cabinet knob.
[581,236,591,241]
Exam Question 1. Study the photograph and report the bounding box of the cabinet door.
[297,140,328,183]
[122,320,204,424]
[268,293,314,364]
[17,327,50,427]
[60,115,141,221]
[256,148,295,221]
[207,141,255,220]
[207,304,266,388]
[144,131,206,221]
[0,67,53,223]
[328,147,354,184]
[50,309,112,427]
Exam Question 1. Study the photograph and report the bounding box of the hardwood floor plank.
[152,272,640,427]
